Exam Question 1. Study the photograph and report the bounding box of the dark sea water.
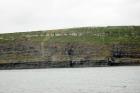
[0,66,140,93]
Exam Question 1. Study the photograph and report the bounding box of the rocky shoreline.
[0,60,140,70]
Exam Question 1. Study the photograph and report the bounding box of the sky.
[0,0,140,33]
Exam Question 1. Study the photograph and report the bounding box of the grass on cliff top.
[0,26,140,44]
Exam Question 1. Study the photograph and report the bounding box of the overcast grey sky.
[0,0,140,33]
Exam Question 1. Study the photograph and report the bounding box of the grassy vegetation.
[0,26,139,44]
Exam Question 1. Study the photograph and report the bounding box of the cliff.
[0,26,140,69]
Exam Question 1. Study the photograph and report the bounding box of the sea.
[0,66,140,93]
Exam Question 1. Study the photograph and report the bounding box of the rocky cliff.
[0,26,140,69]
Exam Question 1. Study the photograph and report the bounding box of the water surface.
[0,66,140,93]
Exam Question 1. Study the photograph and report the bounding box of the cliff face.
[0,26,140,69]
